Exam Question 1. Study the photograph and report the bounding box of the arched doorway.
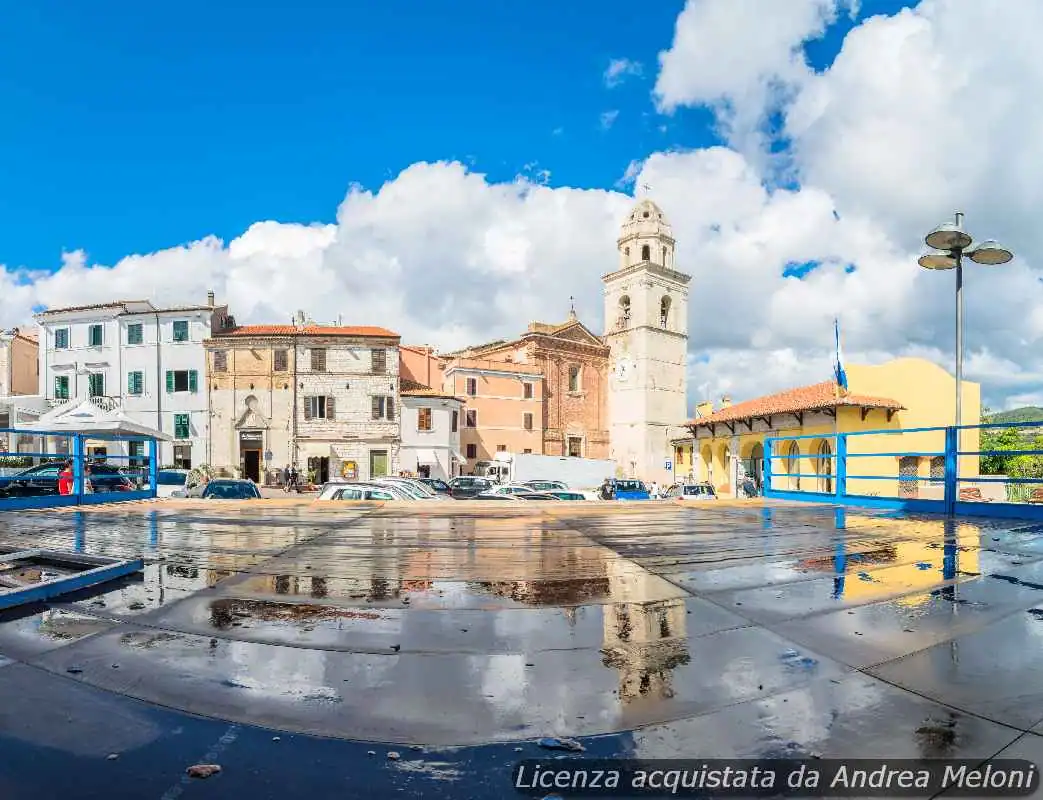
[700,446,713,483]
[740,440,765,494]
[815,439,833,494]
[785,441,801,491]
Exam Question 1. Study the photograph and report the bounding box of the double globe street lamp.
[918,212,1014,430]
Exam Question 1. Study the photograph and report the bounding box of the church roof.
[687,381,904,428]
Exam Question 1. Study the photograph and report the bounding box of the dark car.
[201,479,261,500]
[417,477,451,494]
[448,476,493,499]
[0,461,133,498]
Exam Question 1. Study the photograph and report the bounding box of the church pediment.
[235,408,270,430]
[539,321,605,347]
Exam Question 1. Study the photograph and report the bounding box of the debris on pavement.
[186,764,222,779]
[387,751,401,761]
[537,737,585,752]
[106,753,119,761]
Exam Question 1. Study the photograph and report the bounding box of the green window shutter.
[166,371,174,393]
[128,373,135,393]
[189,370,198,392]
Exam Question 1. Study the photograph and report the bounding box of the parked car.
[666,482,718,501]
[373,477,449,500]
[478,483,545,498]
[516,491,561,500]
[448,476,494,499]
[156,469,190,498]
[201,479,261,500]
[417,477,451,494]
[547,490,587,500]
[317,481,409,500]
[330,485,402,501]
[522,480,569,492]
[612,479,650,500]
[0,461,134,497]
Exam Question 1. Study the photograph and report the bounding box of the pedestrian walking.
[650,481,661,499]
[58,460,73,496]
[599,478,615,501]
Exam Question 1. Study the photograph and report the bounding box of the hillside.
[986,406,1043,424]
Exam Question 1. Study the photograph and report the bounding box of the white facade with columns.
[604,198,691,485]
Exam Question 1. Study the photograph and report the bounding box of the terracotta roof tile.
[399,377,464,401]
[216,324,399,338]
[689,380,903,427]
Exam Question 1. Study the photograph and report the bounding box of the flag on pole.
[833,317,848,394]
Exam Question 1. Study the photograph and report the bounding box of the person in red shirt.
[58,461,73,496]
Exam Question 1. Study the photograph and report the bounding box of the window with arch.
[641,244,650,261]
[624,246,630,258]
[660,296,671,329]
[662,246,668,266]
[786,441,801,491]
[568,364,581,392]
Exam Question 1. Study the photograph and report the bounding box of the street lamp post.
[918,212,1014,431]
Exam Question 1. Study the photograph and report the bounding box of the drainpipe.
[154,311,162,464]
[291,333,299,467]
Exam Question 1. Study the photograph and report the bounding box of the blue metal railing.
[763,420,1043,519]
[0,428,159,511]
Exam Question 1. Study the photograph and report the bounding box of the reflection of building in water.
[797,515,981,607]
[209,520,405,600]
[600,559,689,702]
[476,524,609,606]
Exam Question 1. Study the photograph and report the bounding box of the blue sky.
[0,0,914,272]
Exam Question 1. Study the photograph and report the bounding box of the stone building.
[0,328,39,397]
[206,314,401,484]
[604,198,691,485]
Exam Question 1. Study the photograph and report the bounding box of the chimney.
[696,401,713,418]
[720,395,732,409]
[206,289,215,307]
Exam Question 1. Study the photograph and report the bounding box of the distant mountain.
[987,406,1043,424]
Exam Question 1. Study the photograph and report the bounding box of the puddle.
[0,606,115,659]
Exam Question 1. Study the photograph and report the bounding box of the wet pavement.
[2,501,1043,796]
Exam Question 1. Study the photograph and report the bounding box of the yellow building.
[672,357,981,500]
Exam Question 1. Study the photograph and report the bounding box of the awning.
[452,450,468,465]
[18,399,171,441]
[414,448,438,465]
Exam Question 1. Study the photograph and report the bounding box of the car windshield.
[205,482,257,499]
[379,481,423,498]
[684,484,713,496]
[157,471,187,486]
[615,480,646,492]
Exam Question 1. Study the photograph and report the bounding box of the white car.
[374,477,451,501]
[478,483,543,498]
[666,482,718,501]
[318,481,415,500]
[330,484,402,501]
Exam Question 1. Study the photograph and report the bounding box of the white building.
[35,294,232,468]
[604,198,691,485]
[399,378,465,480]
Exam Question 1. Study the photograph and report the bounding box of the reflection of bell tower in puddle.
[600,559,689,703]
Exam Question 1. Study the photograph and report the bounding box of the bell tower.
[603,198,691,483]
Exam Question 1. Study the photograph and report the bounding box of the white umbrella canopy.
[17,399,172,441]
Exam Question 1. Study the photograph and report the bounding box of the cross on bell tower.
[568,295,577,321]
